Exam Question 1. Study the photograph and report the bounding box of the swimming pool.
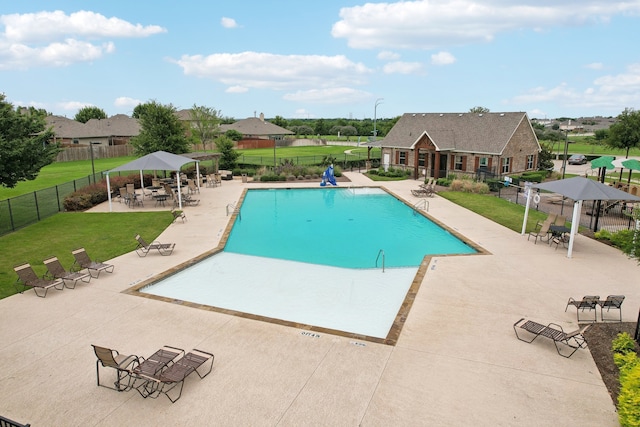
[141,187,479,342]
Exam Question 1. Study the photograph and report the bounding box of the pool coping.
[125,186,490,346]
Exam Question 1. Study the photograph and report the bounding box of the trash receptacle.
[241,174,248,183]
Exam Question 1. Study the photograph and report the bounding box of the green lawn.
[0,211,173,299]
[0,156,136,200]
[545,137,640,158]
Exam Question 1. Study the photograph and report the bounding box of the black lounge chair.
[0,415,30,427]
[565,295,599,322]
[43,256,91,289]
[71,248,114,278]
[13,263,64,297]
[598,295,625,322]
[92,345,141,391]
[513,318,589,358]
[135,234,176,257]
[136,349,214,403]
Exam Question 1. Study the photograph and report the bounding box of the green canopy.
[590,155,615,170]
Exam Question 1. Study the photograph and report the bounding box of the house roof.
[380,112,532,155]
[45,114,140,139]
[220,116,293,136]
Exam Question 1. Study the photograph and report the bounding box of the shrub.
[613,332,638,355]
[436,177,452,187]
[611,332,640,427]
[449,179,489,194]
[63,182,109,211]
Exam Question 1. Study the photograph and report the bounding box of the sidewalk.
[0,173,633,426]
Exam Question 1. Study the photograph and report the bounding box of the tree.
[607,108,640,158]
[215,135,240,170]
[469,106,490,114]
[225,129,243,142]
[537,142,555,171]
[189,104,221,151]
[0,95,59,188]
[129,100,190,155]
[271,115,288,128]
[74,106,107,123]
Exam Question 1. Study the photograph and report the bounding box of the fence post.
[34,191,41,221]
[7,199,15,232]
[635,307,640,344]
[56,185,61,212]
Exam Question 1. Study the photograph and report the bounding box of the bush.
[613,333,638,354]
[449,179,490,194]
[63,182,109,211]
[436,177,452,187]
[611,332,640,427]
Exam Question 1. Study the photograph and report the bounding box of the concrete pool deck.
[1,172,636,426]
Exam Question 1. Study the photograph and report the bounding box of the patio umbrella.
[612,158,640,185]
[590,155,615,171]
[521,177,640,258]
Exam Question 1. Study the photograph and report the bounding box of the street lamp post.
[373,98,384,141]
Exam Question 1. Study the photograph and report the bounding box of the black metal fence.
[238,152,381,169]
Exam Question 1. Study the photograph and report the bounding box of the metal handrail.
[414,199,428,213]
[375,249,385,272]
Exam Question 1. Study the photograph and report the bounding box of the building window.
[418,152,426,167]
[399,151,407,165]
[454,155,464,170]
[479,157,488,168]
[73,139,79,145]
[501,157,511,174]
[527,154,534,170]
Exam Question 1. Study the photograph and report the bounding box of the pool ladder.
[413,199,429,213]
[226,202,241,219]
[375,249,385,273]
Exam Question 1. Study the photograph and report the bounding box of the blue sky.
[1,1,639,121]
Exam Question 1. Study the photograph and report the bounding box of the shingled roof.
[381,112,531,155]
[220,116,293,137]
[45,114,140,138]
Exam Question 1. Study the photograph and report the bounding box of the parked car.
[568,154,587,165]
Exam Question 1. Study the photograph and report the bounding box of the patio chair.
[43,255,91,289]
[92,344,141,391]
[554,215,567,226]
[13,263,64,297]
[135,234,176,257]
[137,349,214,403]
[187,179,199,194]
[513,318,589,358]
[71,247,115,278]
[527,219,552,244]
[598,295,625,322]
[0,415,30,427]
[565,295,600,322]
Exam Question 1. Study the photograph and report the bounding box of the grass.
[0,211,173,299]
[0,156,136,200]
[438,191,548,233]
[545,137,640,158]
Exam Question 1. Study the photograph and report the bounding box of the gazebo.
[105,151,201,211]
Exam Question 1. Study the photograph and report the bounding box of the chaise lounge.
[13,263,65,297]
[135,235,176,257]
[71,247,115,278]
[43,256,91,289]
[513,318,589,358]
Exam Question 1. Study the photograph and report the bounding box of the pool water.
[141,187,478,340]
[225,188,476,268]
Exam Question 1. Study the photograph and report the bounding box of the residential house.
[377,112,541,180]
[220,113,293,149]
[45,114,140,146]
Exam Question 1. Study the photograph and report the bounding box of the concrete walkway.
[1,172,636,426]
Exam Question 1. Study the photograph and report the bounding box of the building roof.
[45,114,140,139]
[220,116,293,137]
[380,112,532,155]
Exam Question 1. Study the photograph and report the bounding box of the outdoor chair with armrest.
[92,344,141,391]
[13,263,64,297]
[527,219,552,244]
[43,256,91,289]
[598,295,625,322]
[565,295,600,322]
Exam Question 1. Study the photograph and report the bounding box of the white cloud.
[283,88,372,104]
[114,96,142,109]
[431,51,456,65]
[382,61,424,74]
[221,17,239,28]
[509,63,640,112]
[0,10,165,69]
[585,62,604,70]
[293,108,315,119]
[175,51,372,91]
[226,86,249,93]
[332,1,640,50]
[57,100,94,112]
[377,51,400,60]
